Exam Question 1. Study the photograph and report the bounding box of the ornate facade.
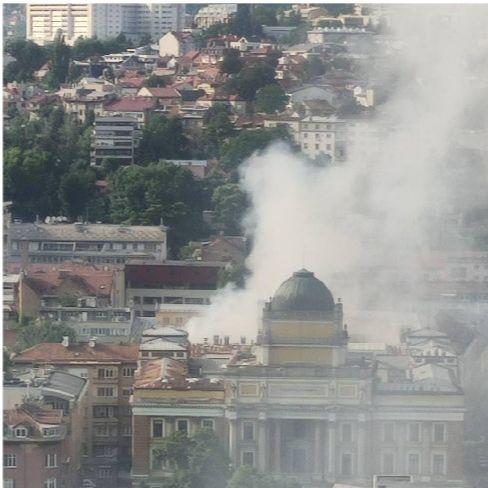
[131,269,465,488]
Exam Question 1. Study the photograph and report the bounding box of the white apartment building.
[194,4,237,29]
[26,4,185,46]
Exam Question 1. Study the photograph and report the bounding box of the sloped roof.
[13,343,139,365]
[141,87,181,98]
[104,97,157,112]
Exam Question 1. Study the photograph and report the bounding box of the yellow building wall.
[133,389,224,401]
[268,321,336,340]
[268,346,334,365]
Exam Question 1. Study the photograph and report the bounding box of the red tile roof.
[13,343,139,365]
[5,403,63,428]
[23,263,114,297]
[104,97,156,112]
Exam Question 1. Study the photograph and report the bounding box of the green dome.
[270,269,335,313]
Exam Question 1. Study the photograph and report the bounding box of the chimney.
[89,337,97,348]
[19,238,29,272]
[213,335,219,345]
[61,336,70,348]
[224,336,230,346]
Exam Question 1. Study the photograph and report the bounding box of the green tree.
[154,428,231,488]
[139,114,190,163]
[3,39,48,83]
[17,319,76,351]
[252,6,279,26]
[108,163,208,253]
[138,33,153,46]
[196,104,235,158]
[58,167,97,221]
[218,264,250,288]
[44,30,71,89]
[227,62,277,101]
[220,49,243,75]
[324,3,355,17]
[228,466,301,488]
[255,84,288,114]
[220,127,291,170]
[212,183,248,234]
[71,36,104,60]
[305,58,327,79]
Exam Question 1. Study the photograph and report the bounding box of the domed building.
[257,269,348,367]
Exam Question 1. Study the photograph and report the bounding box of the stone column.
[228,413,237,467]
[327,413,337,479]
[258,412,267,471]
[314,420,323,477]
[357,413,366,479]
[273,419,282,474]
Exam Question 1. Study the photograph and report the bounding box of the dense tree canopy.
[226,62,277,101]
[108,163,208,253]
[17,319,76,351]
[139,114,190,163]
[228,466,301,488]
[212,183,248,234]
[153,429,231,488]
[4,39,48,83]
[44,31,71,89]
[220,49,244,75]
[220,127,292,170]
[255,84,288,114]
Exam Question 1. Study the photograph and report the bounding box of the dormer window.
[15,427,27,438]
[43,427,59,437]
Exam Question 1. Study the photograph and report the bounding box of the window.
[122,367,136,377]
[123,425,132,436]
[382,423,395,442]
[242,451,254,466]
[242,421,255,441]
[4,454,16,468]
[326,144,331,150]
[43,428,59,437]
[293,420,306,439]
[122,388,132,396]
[46,453,57,468]
[201,419,215,430]
[97,387,115,397]
[303,143,308,149]
[152,419,164,438]
[340,423,353,443]
[44,480,57,488]
[15,427,27,438]
[93,406,116,418]
[408,423,421,443]
[315,144,319,149]
[4,480,14,488]
[382,451,395,474]
[341,453,353,476]
[432,453,446,475]
[407,452,421,475]
[176,419,189,434]
[97,368,115,379]
[433,423,446,443]
[97,467,112,478]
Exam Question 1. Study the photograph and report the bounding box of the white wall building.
[26,3,185,46]
[194,4,237,29]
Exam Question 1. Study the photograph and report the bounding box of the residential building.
[91,115,140,167]
[194,4,238,29]
[123,260,225,317]
[8,221,167,265]
[130,358,226,487]
[160,159,209,179]
[26,4,185,46]
[136,86,182,106]
[12,341,139,488]
[103,97,158,128]
[3,371,88,488]
[129,268,465,487]
[299,115,347,163]
[158,31,196,57]
[307,27,374,45]
[187,235,248,264]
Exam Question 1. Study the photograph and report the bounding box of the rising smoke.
[188,6,488,344]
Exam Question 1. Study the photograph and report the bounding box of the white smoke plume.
[188,6,488,344]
